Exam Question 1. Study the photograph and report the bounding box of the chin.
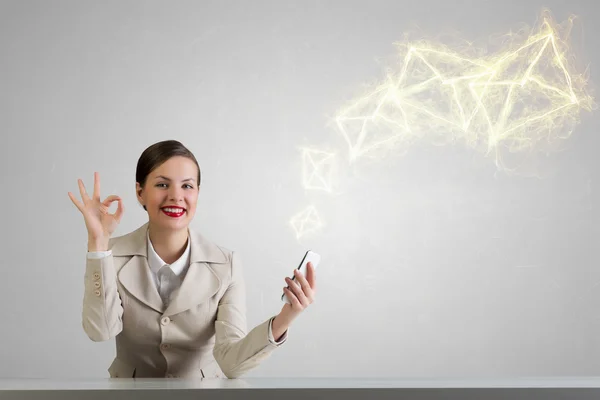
[163,219,188,228]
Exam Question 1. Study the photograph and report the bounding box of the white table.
[2,377,600,399]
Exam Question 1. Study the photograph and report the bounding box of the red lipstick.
[161,206,186,218]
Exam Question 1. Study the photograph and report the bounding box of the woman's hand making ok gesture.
[68,172,124,251]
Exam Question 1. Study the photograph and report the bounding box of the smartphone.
[281,250,321,304]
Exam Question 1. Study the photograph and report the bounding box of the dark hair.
[136,140,201,210]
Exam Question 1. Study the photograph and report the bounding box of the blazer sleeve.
[81,251,124,342]
[212,251,285,378]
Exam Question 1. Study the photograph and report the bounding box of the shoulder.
[189,230,245,282]
[107,223,148,257]
[188,228,236,266]
[107,230,136,248]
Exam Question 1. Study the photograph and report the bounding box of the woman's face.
[136,156,200,232]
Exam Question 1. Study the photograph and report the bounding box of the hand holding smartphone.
[281,250,320,304]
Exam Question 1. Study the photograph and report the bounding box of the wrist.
[87,237,109,252]
[271,314,290,340]
[275,309,296,326]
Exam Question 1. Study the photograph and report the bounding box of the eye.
[156,183,168,188]
[184,184,194,189]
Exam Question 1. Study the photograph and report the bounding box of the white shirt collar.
[146,230,191,277]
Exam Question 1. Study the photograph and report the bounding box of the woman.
[68,140,316,379]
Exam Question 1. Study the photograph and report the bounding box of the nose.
[168,186,184,202]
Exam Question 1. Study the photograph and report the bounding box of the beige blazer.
[81,223,284,379]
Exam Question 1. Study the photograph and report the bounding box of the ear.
[135,182,144,206]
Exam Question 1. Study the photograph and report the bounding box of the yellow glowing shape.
[335,14,594,165]
[290,205,323,239]
[302,148,337,192]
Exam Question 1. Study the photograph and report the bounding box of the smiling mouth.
[161,207,186,218]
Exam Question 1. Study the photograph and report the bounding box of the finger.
[67,192,84,212]
[285,277,308,306]
[103,195,124,221]
[293,269,313,297]
[114,197,124,222]
[293,270,315,303]
[77,179,90,202]
[92,172,101,201]
[305,262,316,290]
[102,195,121,207]
[283,287,301,308]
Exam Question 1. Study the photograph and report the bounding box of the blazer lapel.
[111,223,164,314]
[163,261,220,316]
[118,255,165,313]
[163,228,228,317]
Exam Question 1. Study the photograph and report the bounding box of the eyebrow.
[154,175,195,182]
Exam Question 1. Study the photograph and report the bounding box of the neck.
[148,224,189,264]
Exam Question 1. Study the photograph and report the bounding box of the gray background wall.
[0,0,599,379]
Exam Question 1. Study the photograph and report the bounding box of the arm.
[68,172,125,342]
[212,252,286,379]
[81,249,124,342]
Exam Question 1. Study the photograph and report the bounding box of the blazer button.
[93,282,101,289]
[93,273,100,280]
[160,343,171,351]
[161,317,170,326]
[94,290,101,297]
